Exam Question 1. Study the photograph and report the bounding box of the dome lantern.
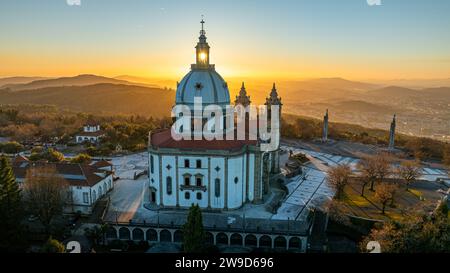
[175,17,230,107]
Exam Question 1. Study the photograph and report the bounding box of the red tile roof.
[91,160,112,168]
[12,158,112,187]
[150,129,257,151]
[76,130,104,137]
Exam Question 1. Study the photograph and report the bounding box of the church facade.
[148,20,281,210]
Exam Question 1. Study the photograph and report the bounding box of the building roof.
[176,69,230,106]
[150,129,257,151]
[12,158,112,187]
[91,160,113,168]
[84,120,99,126]
[76,130,104,137]
[13,154,29,164]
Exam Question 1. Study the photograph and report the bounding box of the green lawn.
[339,179,427,222]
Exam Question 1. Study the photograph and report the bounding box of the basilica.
[147,20,282,210]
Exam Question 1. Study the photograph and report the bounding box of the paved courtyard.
[104,144,449,230]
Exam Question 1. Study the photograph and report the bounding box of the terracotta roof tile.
[150,129,257,151]
[12,159,112,187]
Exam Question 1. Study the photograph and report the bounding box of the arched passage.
[146,229,158,241]
[173,230,183,242]
[244,234,257,247]
[230,233,243,246]
[204,232,214,245]
[216,232,228,245]
[274,236,287,249]
[160,229,172,242]
[119,227,130,240]
[259,235,271,248]
[132,228,144,241]
[106,227,117,239]
[288,237,301,249]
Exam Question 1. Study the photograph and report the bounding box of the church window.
[184,176,190,186]
[83,192,89,204]
[234,177,239,184]
[150,156,154,174]
[166,176,172,195]
[184,159,190,168]
[196,159,202,168]
[185,192,190,200]
[197,192,202,200]
[196,177,202,187]
[215,178,220,197]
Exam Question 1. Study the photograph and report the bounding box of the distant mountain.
[366,86,450,102]
[0,83,175,116]
[0,76,50,88]
[3,74,154,91]
[114,75,158,87]
[372,78,450,89]
[284,77,380,92]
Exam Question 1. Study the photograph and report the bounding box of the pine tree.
[0,156,25,251]
[182,204,205,253]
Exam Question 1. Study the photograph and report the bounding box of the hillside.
[2,74,154,91]
[0,76,50,88]
[0,83,174,116]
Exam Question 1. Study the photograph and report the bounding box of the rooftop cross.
[200,16,206,36]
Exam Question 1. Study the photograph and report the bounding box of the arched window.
[185,192,190,199]
[234,177,239,184]
[150,155,154,174]
[196,192,202,200]
[166,176,172,195]
[196,177,202,187]
[215,178,220,197]
[184,175,190,186]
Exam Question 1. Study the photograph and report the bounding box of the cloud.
[67,0,81,6]
[367,0,381,6]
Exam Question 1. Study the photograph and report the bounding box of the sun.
[199,52,207,61]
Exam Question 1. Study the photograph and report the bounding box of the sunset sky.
[1,0,449,81]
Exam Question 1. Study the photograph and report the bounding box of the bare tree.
[23,166,69,235]
[371,153,392,191]
[375,183,397,214]
[357,155,377,197]
[397,161,422,190]
[327,164,352,200]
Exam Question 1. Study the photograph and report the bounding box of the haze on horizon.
[0,0,449,81]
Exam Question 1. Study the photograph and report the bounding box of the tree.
[182,204,205,253]
[375,183,397,214]
[371,153,392,191]
[41,237,65,253]
[23,166,69,235]
[0,156,25,251]
[397,161,422,190]
[361,208,450,253]
[28,148,65,162]
[85,224,108,246]
[70,153,92,164]
[443,144,450,166]
[357,155,378,197]
[0,141,24,154]
[327,164,352,200]
[44,148,65,162]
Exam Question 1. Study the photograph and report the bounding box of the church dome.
[175,19,230,107]
[176,69,230,106]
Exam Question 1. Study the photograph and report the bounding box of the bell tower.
[194,17,211,69]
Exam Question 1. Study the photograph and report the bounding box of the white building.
[148,20,282,210]
[76,122,104,143]
[12,156,114,215]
